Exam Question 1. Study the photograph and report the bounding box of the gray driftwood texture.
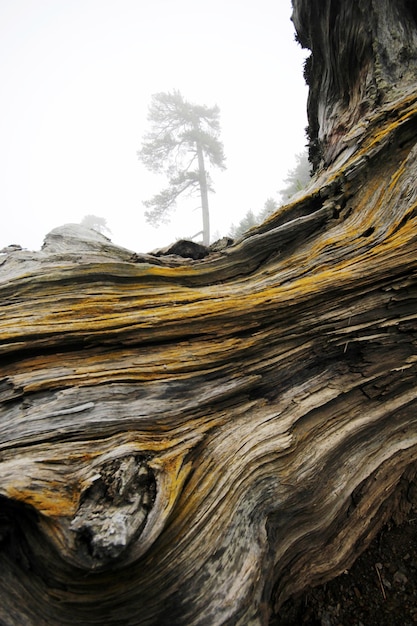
[1,1,417,624]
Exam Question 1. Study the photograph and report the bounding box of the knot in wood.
[70,455,156,568]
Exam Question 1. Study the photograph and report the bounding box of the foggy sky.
[0,0,308,252]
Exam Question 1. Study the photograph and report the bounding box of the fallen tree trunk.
[1,1,417,624]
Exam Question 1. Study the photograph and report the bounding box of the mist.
[0,0,308,253]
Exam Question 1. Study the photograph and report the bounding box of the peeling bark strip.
[1,2,417,625]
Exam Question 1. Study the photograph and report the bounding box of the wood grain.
[1,2,417,624]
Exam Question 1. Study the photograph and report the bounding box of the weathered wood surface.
[1,1,417,624]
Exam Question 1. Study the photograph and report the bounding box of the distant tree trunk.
[1,1,417,625]
[196,141,210,245]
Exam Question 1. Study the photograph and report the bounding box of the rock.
[151,239,209,259]
[0,244,22,253]
[393,570,408,585]
[209,237,234,252]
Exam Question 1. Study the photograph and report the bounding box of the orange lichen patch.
[6,483,79,517]
[358,94,417,152]
[313,94,417,194]
[0,429,203,510]
[0,217,407,357]
[3,333,260,394]
[150,450,193,513]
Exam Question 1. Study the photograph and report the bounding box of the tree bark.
[1,1,417,624]
[196,141,211,245]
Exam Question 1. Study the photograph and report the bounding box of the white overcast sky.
[0,0,308,253]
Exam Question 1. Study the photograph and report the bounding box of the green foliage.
[278,151,311,202]
[142,171,200,226]
[80,215,111,235]
[229,198,278,239]
[228,151,311,240]
[258,197,279,222]
[229,210,257,239]
[138,90,226,240]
